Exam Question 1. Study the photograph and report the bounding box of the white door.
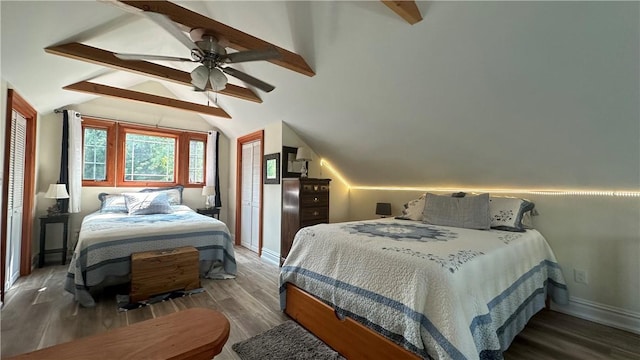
[5,110,26,289]
[240,141,261,253]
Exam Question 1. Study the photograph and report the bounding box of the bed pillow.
[98,193,128,213]
[423,193,491,230]
[124,192,173,215]
[139,185,183,206]
[489,196,535,232]
[395,194,426,221]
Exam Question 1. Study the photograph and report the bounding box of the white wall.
[348,188,640,333]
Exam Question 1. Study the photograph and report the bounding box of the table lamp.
[375,202,392,218]
[296,147,312,178]
[202,186,216,209]
[45,183,69,216]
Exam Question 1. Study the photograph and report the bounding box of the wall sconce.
[375,202,392,218]
[45,183,69,216]
[296,147,312,178]
[202,186,216,209]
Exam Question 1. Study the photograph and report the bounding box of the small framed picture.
[263,153,280,184]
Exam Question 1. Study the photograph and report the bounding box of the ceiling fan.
[114,12,281,93]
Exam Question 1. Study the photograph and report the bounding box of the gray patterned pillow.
[423,193,490,230]
[395,194,426,221]
[124,192,173,215]
[139,185,184,205]
[98,193,127,213]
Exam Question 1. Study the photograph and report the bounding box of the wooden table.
[6,308,230,360]
[38,213,70,267]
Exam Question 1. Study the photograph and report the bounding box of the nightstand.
[197,207,220,219]
[39,213,70,267]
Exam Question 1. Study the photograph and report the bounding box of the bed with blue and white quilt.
[280,218,568,360]
[65,205,236,307]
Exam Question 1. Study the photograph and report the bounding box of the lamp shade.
[375,202,392,216]
[45,184,69,199]
[202,186,216,196]
[296,147,312,161]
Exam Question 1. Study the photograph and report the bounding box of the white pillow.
[396,194,426,221]
[489,196,535,232]
[124,192,173,215]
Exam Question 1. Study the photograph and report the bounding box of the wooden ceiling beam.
[117,0,315,77]
[45,42,261,103]
[381,1,423,25]
[64,81,231,119]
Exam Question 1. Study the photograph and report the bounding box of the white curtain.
[205,130,218,206]
[67,110,82,213]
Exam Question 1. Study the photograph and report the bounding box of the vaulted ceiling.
[2,1,638,190]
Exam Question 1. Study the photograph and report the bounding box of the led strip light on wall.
[320,159,640,197]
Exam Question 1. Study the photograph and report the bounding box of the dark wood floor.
[1,246,638,359]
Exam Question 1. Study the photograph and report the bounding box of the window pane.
[124,133,175,182]
[83,128,107,181]
[189,140,205,183]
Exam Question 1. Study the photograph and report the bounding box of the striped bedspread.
[65,205,236,307]
[280,218,568,360]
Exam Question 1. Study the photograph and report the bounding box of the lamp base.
[300,163,308,178]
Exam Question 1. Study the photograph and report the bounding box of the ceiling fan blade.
[222,67,275,93]
[144,11,204,60]
[114,53,194,62]
[220,47,281,64]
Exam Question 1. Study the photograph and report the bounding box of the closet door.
[249,142,261,252]
[5,110,26,289]
[240,141,261,253]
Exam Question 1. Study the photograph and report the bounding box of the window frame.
[82,120,208,188]
[81,118,116,187]
[182,133,208,187]
[116,124,181,188]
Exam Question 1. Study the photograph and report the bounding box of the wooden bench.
[7,308,230,360]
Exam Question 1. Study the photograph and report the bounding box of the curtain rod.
[53,108,212,135]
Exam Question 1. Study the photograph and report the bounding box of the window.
[82,119,116,187]
[188,138,206,184]
[123,132,176,182]
[82,119,207,188]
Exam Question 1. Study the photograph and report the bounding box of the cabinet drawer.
[301,207,328,222]
[301,218,327,228]
[301,193,329,207]
[302,183,330,194]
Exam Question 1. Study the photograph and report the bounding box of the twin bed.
[64,187,236,307]
[280,194,569,360]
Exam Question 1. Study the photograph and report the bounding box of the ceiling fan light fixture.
[209,68,227,91]
[190,65,209,90]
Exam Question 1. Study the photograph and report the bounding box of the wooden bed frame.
[284,284,421,359]
[285,283,553,359]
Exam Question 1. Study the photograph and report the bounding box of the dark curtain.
[214,131,222,207]
[58,110,70,213]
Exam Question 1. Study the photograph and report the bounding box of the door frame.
[234,130,264,257]
[1,90,37,302]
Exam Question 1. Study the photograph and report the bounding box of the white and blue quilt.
[65,205,236,307]
[280,218,568,360]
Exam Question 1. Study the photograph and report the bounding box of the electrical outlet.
[574,269,588,285]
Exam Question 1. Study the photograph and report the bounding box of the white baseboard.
[260,248,280,266]
[551,296,640,335]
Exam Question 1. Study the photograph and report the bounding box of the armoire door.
[5,110,26,289]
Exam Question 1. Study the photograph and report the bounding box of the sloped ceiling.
[2,1,638,190]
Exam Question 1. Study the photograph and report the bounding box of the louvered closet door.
[249,142,261,252]
[5,110,26,289]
